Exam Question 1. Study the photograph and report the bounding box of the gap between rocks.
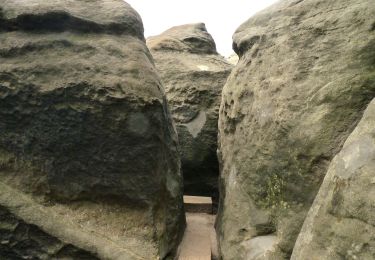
[177,195,218,260]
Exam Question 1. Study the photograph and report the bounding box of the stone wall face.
[292,98,375,260]
[0,1,185,259]
[217,0,375,259]
[148,24,232,201]
[0,205,99,259]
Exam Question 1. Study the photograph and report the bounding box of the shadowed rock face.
[217,0,375,259]
[0,205,99,259]
[292,98,375,260]
[147,24,232,202]
[0,0,185,259]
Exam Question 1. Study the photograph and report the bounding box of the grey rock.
[0,204,99,260]
[0,0,185,259]
[217,0,375,259]
[148,23,217,55]
[147,24,232,201]
[226,53,239,65]
[292,99,375,260]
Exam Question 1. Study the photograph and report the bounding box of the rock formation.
[226,53,239,65]
[147,24,232,202]
[0,0,185,259]
[292,98,375,260]
[217,0,375,259]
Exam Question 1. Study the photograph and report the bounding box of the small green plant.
[260,173,290,211]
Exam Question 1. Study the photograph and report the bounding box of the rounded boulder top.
[147,23,218,54]
[0,0,144,38]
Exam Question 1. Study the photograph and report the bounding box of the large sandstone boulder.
[0,0,185,259]
[147,24,232,201]
[292,98,375,260]
[217,0,375,259]
[226,53,239,66]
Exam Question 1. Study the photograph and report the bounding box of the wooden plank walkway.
[177,196,217,260]
[183,195,213,214]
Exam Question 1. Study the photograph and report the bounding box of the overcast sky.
[125,0,279,56]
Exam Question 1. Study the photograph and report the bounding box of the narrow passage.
[178,196,217,260]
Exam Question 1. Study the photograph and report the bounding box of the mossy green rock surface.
[0,0,185,259]
[292,99,375,259]
[217,0,375,259]
[147,24,232,201]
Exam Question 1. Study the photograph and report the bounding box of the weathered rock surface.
[292,98,375,260]
[217,0,375,259]
[147,24,232,200]
[0,190,99,260]
[0,0,185,259]
[226,53,239,65]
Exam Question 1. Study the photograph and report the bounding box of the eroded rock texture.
[0,0,185,259]
[147,24,232,201]
[217,0,375,259]
[0,205,98,260]
[292,98,375,260]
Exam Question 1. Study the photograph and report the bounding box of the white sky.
[125,0,279,56]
